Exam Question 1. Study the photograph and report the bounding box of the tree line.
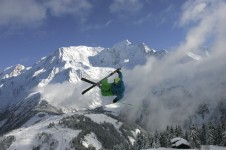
[134,121,226,149]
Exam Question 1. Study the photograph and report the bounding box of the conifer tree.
[214,124,223,145]
[221,130,226,146]
[159,132,168,147]
[175,125,183,137]
[147,132,154,148]
[200,124,207,145]
[188,124,201,148]
[134,132,149,149]
[206,122,215,145]
[153,130,160,148]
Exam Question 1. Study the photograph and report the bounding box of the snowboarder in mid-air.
[81,68,125,103]
[98,70,125,103]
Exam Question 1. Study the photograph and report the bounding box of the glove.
[97,83,101,88]
[113,98,118,103]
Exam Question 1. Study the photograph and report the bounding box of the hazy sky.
[0,0,188,70]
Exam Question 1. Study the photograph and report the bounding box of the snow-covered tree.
[221,131,226,146]
[206,122,215,145]
[214,124,224,145]
[188,124,201,148]
[153,130,160,148]
[175,125,183,137]
[159,132,168,147]
[199,124,207,145]
[147,133,154,148]
[184,130,189,141]
[134,132,150,149]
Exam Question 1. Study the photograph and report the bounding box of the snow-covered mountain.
[0,40,225,149]
[0,40,163,149]
[0,106,143,150]
[0,40,162,114]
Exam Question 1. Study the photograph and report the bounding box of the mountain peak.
[138,43,156,54]
[54,46,103,63]
[112,39,132,49]
[0,64,25,80]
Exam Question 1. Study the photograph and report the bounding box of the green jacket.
[100,72,125,101]
[100,79,114,96]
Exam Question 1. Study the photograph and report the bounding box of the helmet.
[114,78,120,84]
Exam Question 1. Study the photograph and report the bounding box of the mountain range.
[0,40,225,149]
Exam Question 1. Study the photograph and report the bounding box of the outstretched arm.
[117,71,123,80]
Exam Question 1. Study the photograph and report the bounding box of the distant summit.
[0,64,26,80]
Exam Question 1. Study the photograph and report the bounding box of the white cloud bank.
[121,0,226,130]
[178,0,226,51]
[35,81,106,110]
[0,0,92,27]
[0,0,146,27]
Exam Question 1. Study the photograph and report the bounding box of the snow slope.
[5,113,81,150]
[1,109,142,150]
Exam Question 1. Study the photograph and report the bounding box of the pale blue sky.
[0,0,213,70]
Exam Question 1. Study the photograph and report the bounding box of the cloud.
[82,20,113,31]
[177,0,226,51]
[0,0,46,26]
[43,0,92,24]
[109,0,143,17]
[133,3,177,26]
[0,0,92,27]
[19,57,31,63]
[120,0,226,130]
[134,13,153,25]
[35,81,105,110]
[122,52,226,130]
[179,0,209,26]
